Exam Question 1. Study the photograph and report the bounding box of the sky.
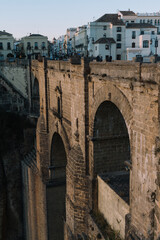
[0,0,160,41]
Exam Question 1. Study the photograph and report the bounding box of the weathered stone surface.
[23,59,160,240]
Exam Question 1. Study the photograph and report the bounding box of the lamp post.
[150,37,159,55]
[155,37,158,56]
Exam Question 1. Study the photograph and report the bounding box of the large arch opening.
[92,101,131,238]
[47,133,67,240]
[32,78,40,116]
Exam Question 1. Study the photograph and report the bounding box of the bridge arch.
[49,119,71,159]
[47,124,70,240]
[89,83,132,215]
[93,100,130,175]
[50,132,67,179]
[90,83,132,138]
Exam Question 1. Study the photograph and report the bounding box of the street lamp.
[155,37,158,55]
[150,37,159,55]
[150,37,159,62]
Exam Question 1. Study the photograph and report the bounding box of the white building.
[64,28,76,56]
[118,10,137,23]
[56,10,160,62]
[21,34,48,59]
[53,35,66,58]
[87,14,126,60]
[0,30,14,61]
[72,26,87,56]
[118,10,160,33]
[125,23,160,60]
[136,12,160,33]
[93,37,116,60]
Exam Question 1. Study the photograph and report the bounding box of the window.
[42,42,46,49]
[117,54,121,60]
[27,42,31,49]
[35,42,38,49]
[150,19,153,24]
[152,31,155,35]
[103,33,106,38]
[132,42,135,48]
[131,21,135,23]
[141,31,144,35]
[116,43,121,48]
[140,19,142,23]
[158,20,160,25]
[7,42,11,50]
[147,19,150,23]
[57,97,60,115]
[117,34,121,41]
[155,20,157,25]
[105,44,109,50]
[0,42,3,50]
[143,40,149,48]
[117,27,121,32]
[143,20,145,23]
[95,46,97,50]
[132,31,136,39]
[103,26,107,30]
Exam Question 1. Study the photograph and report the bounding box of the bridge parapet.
[90,61,160,84]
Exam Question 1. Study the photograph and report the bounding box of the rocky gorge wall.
[0,111,36,240]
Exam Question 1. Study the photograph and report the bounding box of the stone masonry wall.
[30,59,160,240]
[0,62,29,98]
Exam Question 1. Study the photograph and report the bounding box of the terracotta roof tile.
[94,37,116,44]
[95,14,125,26]
[126,23,156,28]
[119,11,136,16]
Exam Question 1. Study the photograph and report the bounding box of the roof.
[0,31,12,36]
[28,34,44,37]
[119,11,136,16]
[126,23,157,29]
[94,37,116,44]
[95,14,125,26]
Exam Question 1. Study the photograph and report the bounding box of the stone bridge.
[0,61,30,112]
[23,58,160,240]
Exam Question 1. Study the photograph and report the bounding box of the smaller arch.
[90,83,132,139]
[49,118,71,159]
[32,77,40,116]
[50,132,67,179]
[47,132,67,240]
[93,101,130,174]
